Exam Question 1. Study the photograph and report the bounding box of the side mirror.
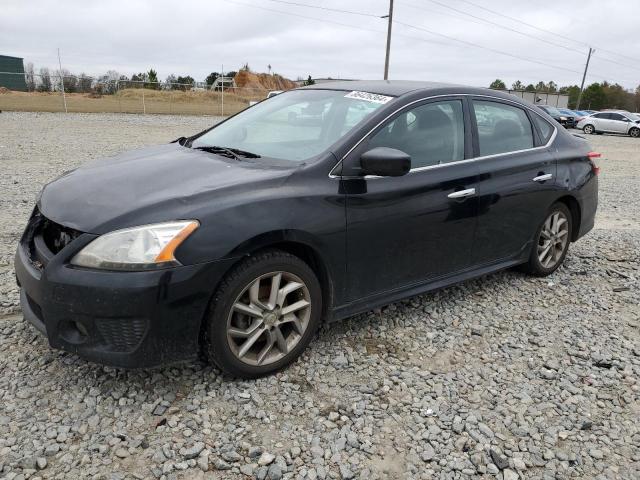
[360,147,411,177]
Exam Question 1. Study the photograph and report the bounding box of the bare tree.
[77,73,92,93]
[25,62,36,92]
[59,69,77,93]
[38,67,52,92]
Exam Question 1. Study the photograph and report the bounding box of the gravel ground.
[0,112,639,480]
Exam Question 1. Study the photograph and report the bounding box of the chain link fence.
[1,71,572,115]
[0,72,276,116]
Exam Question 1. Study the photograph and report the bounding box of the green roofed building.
[0,55,27,91]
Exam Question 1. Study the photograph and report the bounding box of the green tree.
[547,81,558,93]
[489,79,506,90]
[535,81,547,91]
[205,72,219,86]
[511,80,524,91]
[145,68,159,89]
[304,75,315,86]
[580,83,606,110]
[603,82,632,110]
[560,85,581,109]
[176,75,195,90]
[524,84,536,92]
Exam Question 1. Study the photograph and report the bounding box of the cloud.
[1,0,638,89]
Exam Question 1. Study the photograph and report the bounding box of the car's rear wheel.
[583,124,595,134]
[521,203,572,277]
[203,249,322,378]
[630,127,640,138]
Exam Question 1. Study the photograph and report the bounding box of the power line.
[408,0,585,55]
[452,0,640,66]
[392,19,584,76]
[403,0,640,74]
[224,0,385,35]
[261,0,379,18]
[224,0,450,47]
[226,0,636,85]
[399,1,639,82]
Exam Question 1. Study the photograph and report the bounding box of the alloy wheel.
[537,211,569,269]
[630,128,640,138]
[583,125,594,134]
[226,271,311,366]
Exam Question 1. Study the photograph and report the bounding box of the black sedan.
[537,104,575,128]
[15,81,599,377]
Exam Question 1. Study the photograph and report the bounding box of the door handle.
[533,173,553,182]
[448,188,476,199]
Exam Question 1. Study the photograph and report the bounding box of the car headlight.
[560,116,567,121]
[71,220,199,270]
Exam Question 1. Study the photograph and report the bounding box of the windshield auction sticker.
[344,91,393,104]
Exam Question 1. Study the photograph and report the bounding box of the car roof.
[297,80,516,99]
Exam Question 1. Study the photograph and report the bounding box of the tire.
[521,202,572,277]
[203,249,322,378]
[582,124,595,134]
[630,127,640,138]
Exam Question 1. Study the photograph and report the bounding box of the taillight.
[588,151,601,175]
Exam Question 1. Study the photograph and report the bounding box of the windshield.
[191,89,390,162]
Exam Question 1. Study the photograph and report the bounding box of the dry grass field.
[0,88,267,116]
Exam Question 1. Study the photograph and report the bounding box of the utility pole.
[382,0,394,80]
[221,63,224,117]
[57,48,68,113]
[576,47,593,110]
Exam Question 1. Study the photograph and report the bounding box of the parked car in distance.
[15,81,599,378]
[537,105,574,128]
[559,108,589,124]
[583,110,597,115]
[572,110,592,120]
[577,110,640,137]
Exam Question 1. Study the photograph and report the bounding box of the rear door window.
[531,114,554,144]
[472,100,534,156]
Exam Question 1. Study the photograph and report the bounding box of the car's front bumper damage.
[14,210,236,368]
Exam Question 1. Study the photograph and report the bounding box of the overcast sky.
[2,0,639,89]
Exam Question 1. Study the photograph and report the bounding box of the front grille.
[41,218,81,255]
[23,208,83,269]
[95,317,148,352]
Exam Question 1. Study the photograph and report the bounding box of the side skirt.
[328,256,527,322]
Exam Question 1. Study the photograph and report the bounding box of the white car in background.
[577,110,640,138]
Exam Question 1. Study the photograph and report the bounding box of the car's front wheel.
[583,124,595,134]
[521,203,572,277]
[630,127,640,138]
[203,249,322,378]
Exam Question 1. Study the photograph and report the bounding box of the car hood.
[39,143,294,234]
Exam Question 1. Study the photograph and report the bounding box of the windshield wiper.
[194,145,261,159]
[194,145,240,160]
[225,147,261,158]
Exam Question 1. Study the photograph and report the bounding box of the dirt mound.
[234,70,296,91]
[0,87,10,94]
